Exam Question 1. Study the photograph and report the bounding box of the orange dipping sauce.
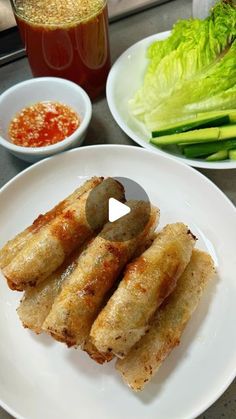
[8,101,80,148]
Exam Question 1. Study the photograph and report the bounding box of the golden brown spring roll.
[82,339,114,364]
[82,236,158,365]
[0,177,102,269]
[17,245,89,333]
[116,249,215,391]
[17,231,150,337]
[90,223,196,358]
[42,202,159,347]
[17,214,155,339]
[82,238,156,365]
[3,178,125,291]
[83,237,157,365]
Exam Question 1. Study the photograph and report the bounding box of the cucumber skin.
[197,110,236,124]
[151,124,236,148]
[151,115,230,137]
[183,139,236,158]
[151,127,219,145]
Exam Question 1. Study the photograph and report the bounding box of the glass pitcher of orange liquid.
[10,0,111,99]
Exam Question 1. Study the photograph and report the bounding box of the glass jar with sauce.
[10,0,111,99]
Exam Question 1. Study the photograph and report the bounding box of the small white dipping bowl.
[0,77,92,162]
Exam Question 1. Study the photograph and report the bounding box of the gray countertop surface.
[0,0,236,418]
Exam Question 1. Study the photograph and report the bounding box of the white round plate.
[0,145,236,419]
[106,32,236,169]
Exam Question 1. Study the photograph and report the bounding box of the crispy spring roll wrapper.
[82,236,157,365]
[90,223,196,358]
[43,202,159,347]
[17,244,89,334]
[82,339,114,364]
[0,177,102,269]
[17,233,156,338]
[17,262,76,334]
[116,249,215,391]
[3,178,125,291]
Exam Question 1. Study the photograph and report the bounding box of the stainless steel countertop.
[0,0,236,417]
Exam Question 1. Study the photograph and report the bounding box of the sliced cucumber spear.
[150,125,236,146]
[151,114,230,137]
[183,139,236,159]
[151,127,218,145]
[206,150,228,161]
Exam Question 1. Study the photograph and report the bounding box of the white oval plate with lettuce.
[106,1,236,169]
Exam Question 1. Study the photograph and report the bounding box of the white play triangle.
[108,198,130,222]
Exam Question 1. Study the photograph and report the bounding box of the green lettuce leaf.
[130,0,236,130]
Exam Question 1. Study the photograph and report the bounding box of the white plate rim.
[0,145,236,419]
[106,32,236,170]
[1,144,235,212]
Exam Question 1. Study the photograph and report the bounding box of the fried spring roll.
[90,223,196,358]
[116,249,215,391]
[42,203,159,347]
[0,177,102,269]
[17,245,88,333]
[19,232,156,337]
[3,178,125,291]
[82,339,114,364]
[82,237,157,365]
[83,235,158,364]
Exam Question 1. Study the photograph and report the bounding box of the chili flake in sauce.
[8,101,80,147]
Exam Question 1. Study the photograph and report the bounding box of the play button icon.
[85,176,151,242]
[108,198,131,222]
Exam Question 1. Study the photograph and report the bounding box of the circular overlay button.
[85,177,151,242]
